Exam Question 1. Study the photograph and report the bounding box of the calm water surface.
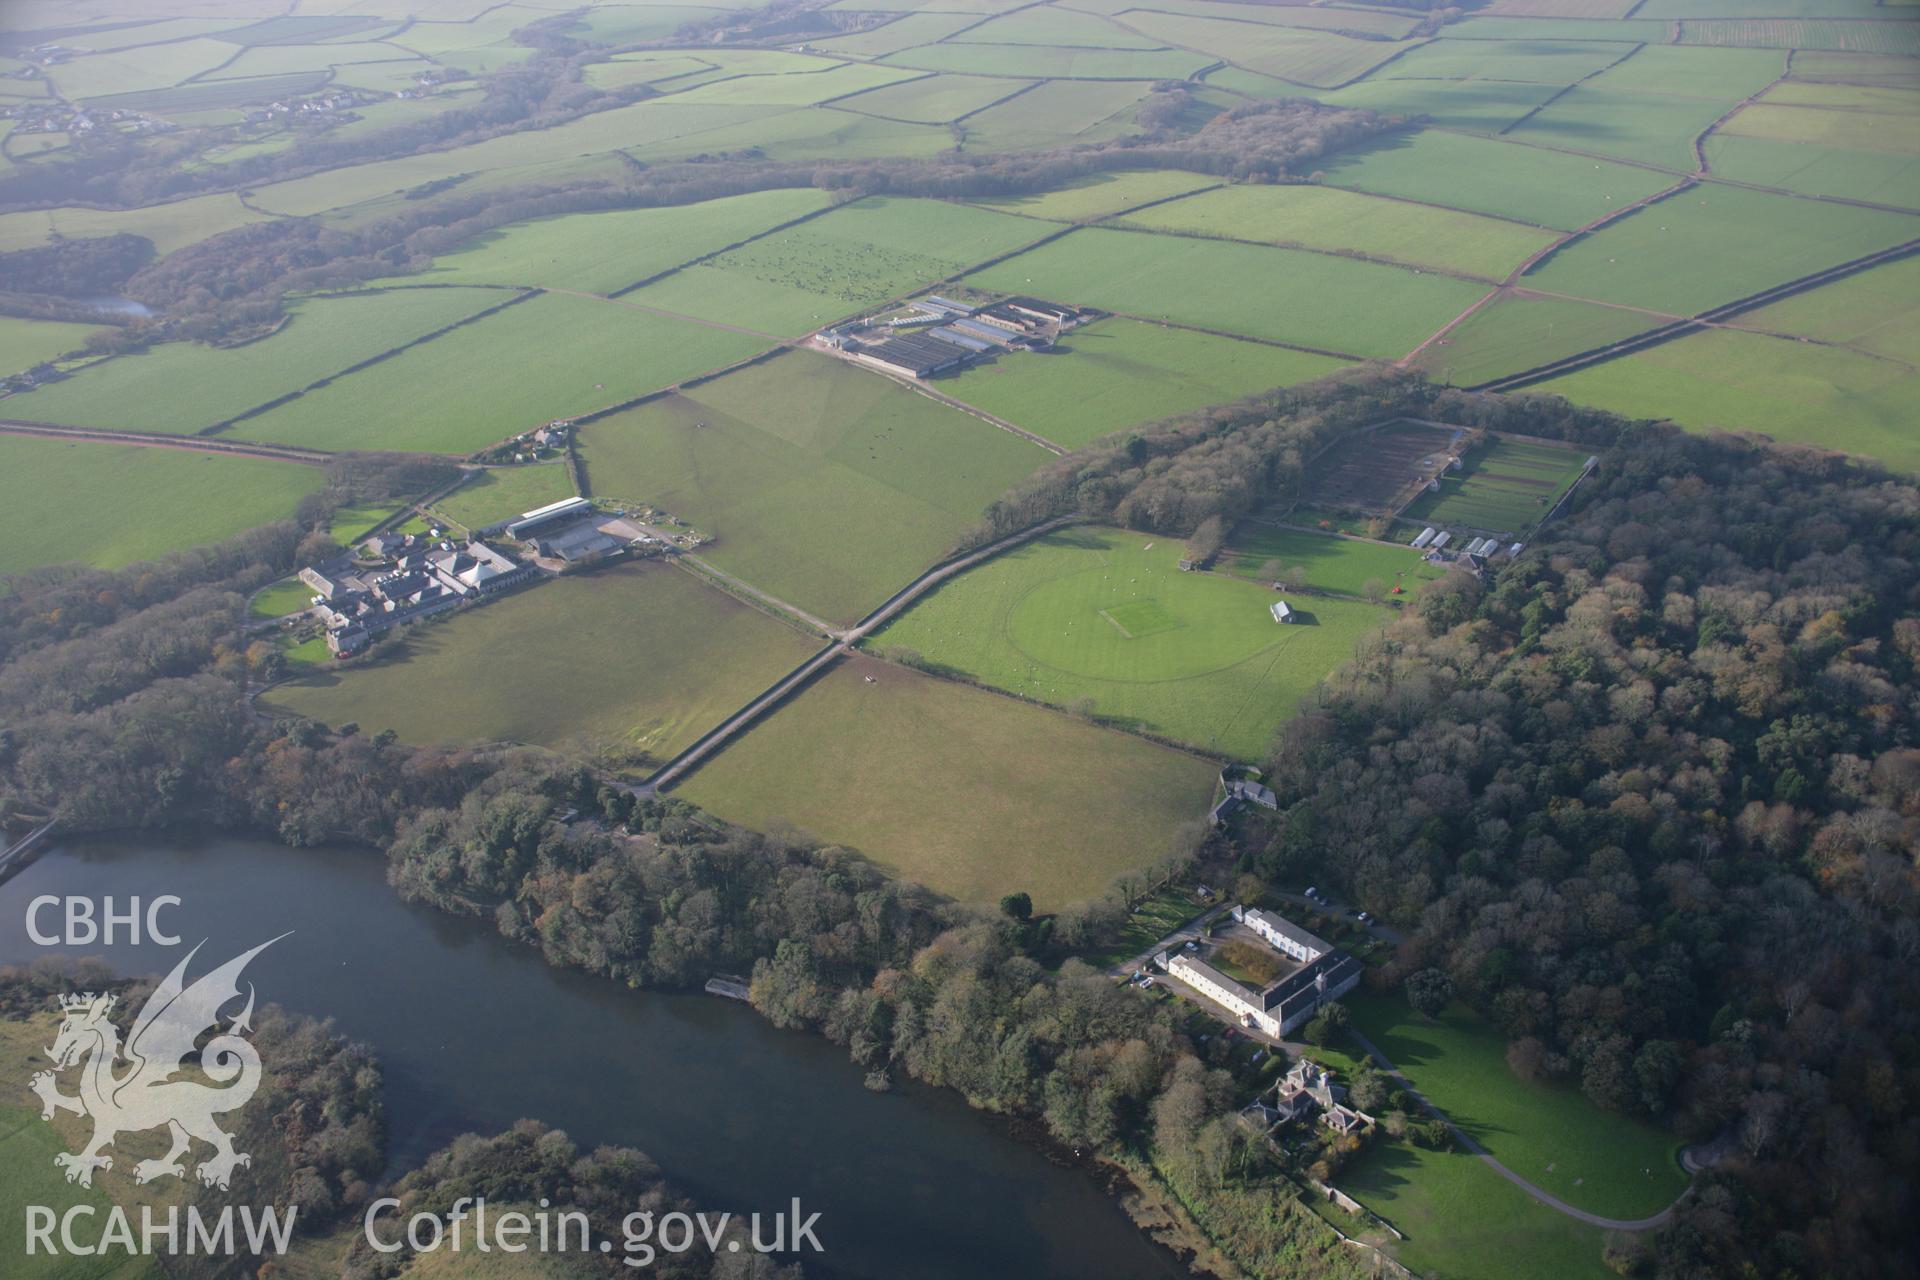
[0,833,1187,1280]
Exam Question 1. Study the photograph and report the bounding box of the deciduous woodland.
[2,0,1916,1275]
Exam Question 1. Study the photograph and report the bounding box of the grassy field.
[1376,36,1639,83]
[1401,437,1590,535]
[1536,327,1920,472]
[879,43,1213,80]
[1220,526,1441,596]
[243,100,780,217]
[46,37,241,99]
[265,560,819,769]
[0,315,102,372]
[628,194,1045,335]
[431,464,575,532]
[236,293,771,454]
[394,189,835,294]
[626,105,958,165]
[1506,86,1739,170]
[1313,75,1561,134]
[1115,184,1560,280]
[0,436,324,575]
[1721,102,1920,154]
[325,502,402,543]
[867,527,1388,759]
[960,78,1152,151]
[1524,184,1920,316]
[1340,1141,1613,1280]
[1742,252,1920,359]
[1346,991,1687,1219]
[1678,17,1920,54]
[1586,42,1787,97]
[664,62,924,108]
[1702,134,1920,209]
[835,73,1030,123]
[677,654,1220,908]
[943,5,1165,47]
[812,11,983,57]
[934,318,1349,448]
[1315,130,1679,231]
[1416,293,1665,386]
[10,288,504,434]
[250,576,316,620]
[578,350,1049,623]
[967,227,1490,359]
[962,170,1219,222]
[1116,13,1410,87]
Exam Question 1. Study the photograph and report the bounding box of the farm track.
[0,418,333,464]
[634,515,1085,797]
[1399,176,1694,368]
[1472,235,1920,391]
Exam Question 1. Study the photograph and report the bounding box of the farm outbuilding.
[1270,600,1293,624]
[1411,526,1437,549]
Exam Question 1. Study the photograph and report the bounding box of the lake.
[0,833,1188,1280]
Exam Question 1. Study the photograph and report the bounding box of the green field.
[242,100,781,217]
[868,527,1389,759]
[1416,293,1664,386]
[1313,76,1562,134]
[46,37,242,99]
[1742,252,1920,359]
[677,654,1219,907]
[1703,133,1920,208]
[0,1099,161,1280]
[326,502,402,543]
[578,351,1050,623]
[1340,1142,1612,1280]
[960,78,1152,150]
[628,195,1045,335]
[10,288,504,434]
[265,559,819,768]
[1221,526,1442,596]
[935,318,1349,448]
[1116,184,1560,280]
[1722,103,1920,154]
[431,464,576,532]
[250,576,316,620]
[1116,13,1410,87]
[942,4,1165,47]
[835,74,1031,123]
[236,293,771,454]
[812,11,984,57]
[0,315,102,372]
[963,170,1220,222]
[0,191,274,256]
[395,189,836,294]
[1524,184,1920,316]
[1347,992,1687,1219]
[967,227,1490,358]
[1401,437,1590,535]
[1507,86,1738,170]
[1376,36,1639,83]
[664,62,924,107]
[0,436,324,575]
[1536,327,1920,472]
[1315,130,1680,231]
[880,43,1213,80]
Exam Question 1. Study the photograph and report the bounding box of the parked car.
[1357,911,1373,924]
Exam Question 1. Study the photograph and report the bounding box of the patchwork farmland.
[4,4,1918,1275]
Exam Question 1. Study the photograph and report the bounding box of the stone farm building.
[301,536,535,655]
[1158,907,1362,1038]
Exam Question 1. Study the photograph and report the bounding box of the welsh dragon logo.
[29,937,284,1191]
